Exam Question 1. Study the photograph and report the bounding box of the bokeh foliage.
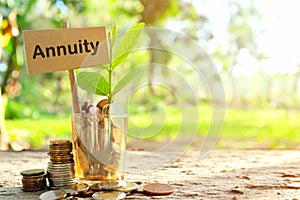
[1,0,299,149]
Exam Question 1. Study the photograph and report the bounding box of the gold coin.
[49,145,72,148]
[22,178,46,185]
[39,190,67,200]
[64,188,77,196]
[81,188,95,197]
[50,140,71,145]
[142,183,173,196]
[90,183,102,191]
[48,152,73,156]
[49,146,72,150]
[22,173,47,180]
[21,169,45,176]
[50,160,74,164]
[92,191,126,200]
[49,149,72,154]
[70,183,89,193]
[22,180,46,189]
[115,182,138,193]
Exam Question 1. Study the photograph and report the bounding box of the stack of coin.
[21,169,47,191]
[47,140,75,188]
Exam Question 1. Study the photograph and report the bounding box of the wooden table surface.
[0,149,300,199]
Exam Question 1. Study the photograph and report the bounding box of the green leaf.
[77,72,109,96]
[112,22,145,69]
[112,67,144,95]
[111,24,117,48]
[94,64,109,71]
[5,39,14,54]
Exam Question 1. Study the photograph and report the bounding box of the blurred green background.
[0,0,299,150]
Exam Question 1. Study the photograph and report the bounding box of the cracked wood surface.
[0,150,300,199]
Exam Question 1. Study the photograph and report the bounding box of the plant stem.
[108,66,112,104]
[108,29,113,104]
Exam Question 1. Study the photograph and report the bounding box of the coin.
[50,140,71,145]
[92,191,126,200]
[47,139,75,189]
[80,188,95,197]
[21,169,45,176]
[47,162,74,168]
[22,178,46,191]
[49,181,74,186]
[64,188,77,196]
[21,169,47,192]
[115,182,138,193]
[101,180,125,190]
[143,183,173,196]
[90,183,102,191]
[69,183,89,193]
[49,145,72,150]
[39,190,67,200]
[49,149,72,155]
[96,99,109,110]
[50,159,74,164]
[22,177,46,185]
[22,173,47,180]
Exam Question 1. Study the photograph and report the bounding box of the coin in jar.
[39,190,67,200]
[142,183,173,196]
[92,191,126,200]
[96,99,109,110]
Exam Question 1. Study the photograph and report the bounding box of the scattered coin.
[143,183,173,196]
[92,191,126,200]
[64,188,77,196]
[90,183,102,191]
[70,183,89,194]
[80,188,95,197]
[39,190,67,200]
[115,182,138,193]
[101,180,125,190]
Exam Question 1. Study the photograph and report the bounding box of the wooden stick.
[62,21,80,113]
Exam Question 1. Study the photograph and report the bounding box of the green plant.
[77,23,145,103]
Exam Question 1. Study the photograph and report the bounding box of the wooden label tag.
[23,26,109,74]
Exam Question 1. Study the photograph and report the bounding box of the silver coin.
[48,162,74,166]
[39,190,67,200]
[48,172,74,177]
